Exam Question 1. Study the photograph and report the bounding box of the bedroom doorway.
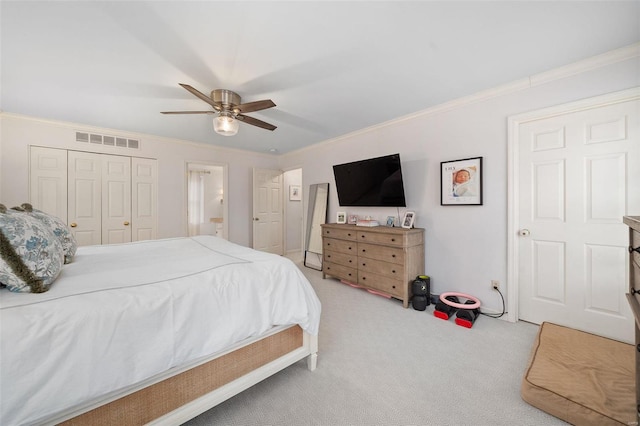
[508,88,639,343]
[186,162,228,240]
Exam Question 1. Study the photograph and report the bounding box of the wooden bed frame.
[44,325,317,425]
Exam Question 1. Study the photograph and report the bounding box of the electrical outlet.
[491,280,500,290]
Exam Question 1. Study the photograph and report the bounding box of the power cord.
[480,287,506,319]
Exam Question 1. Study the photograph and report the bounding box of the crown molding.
[283,42,640,158]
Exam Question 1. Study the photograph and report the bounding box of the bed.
[0,235,321,425]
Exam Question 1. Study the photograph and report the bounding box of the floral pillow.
[0,204,64,293]
[12,203,77,264]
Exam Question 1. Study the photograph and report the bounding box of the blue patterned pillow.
[13,203,77,264]
[0,204,64,293]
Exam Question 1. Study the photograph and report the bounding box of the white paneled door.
[252,168,283,255]
[68,151,103,246]
[131,157,158,242]
[517,95,639,343]
[101,155,132,244]
[33,147,157,247]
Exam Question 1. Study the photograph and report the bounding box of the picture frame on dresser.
[336,212,346,224]
[401,211,415,229]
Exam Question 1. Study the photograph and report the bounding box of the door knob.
[124,221,130,226]
[70,223,77,228]
[519,229,530,236]
[254,218,259,221]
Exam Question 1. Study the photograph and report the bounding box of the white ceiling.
[2,1,639,154]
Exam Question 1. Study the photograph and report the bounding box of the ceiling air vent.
[74,131,140,150]
[76,132,89,143]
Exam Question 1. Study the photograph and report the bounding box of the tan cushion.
[521,322,635,425]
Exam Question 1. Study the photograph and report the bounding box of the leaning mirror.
[304,183,329,270]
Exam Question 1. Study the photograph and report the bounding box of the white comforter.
[0,236,321,425]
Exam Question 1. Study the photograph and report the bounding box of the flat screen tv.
[332,153,407,207]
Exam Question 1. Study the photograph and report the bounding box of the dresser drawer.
[323,238,357,255]
[358,242,405,265]
[324,250,357,268]
[358,271,404,298]
[359,258,403,279]
[357,230,405,247]
[323,261,357,282]
[323,227,357,241]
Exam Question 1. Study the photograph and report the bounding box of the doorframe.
[506,87,640,324]
[184,161,229,239]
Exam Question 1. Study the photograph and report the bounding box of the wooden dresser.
[624,216,640,422]
[321,223,424,308]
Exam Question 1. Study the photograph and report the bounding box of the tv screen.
[332,154,407,207]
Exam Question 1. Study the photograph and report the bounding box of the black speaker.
[412,295,429,311]
[411,275,430,309]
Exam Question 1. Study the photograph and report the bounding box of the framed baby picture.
[441,157,483,206]
[401,211,415,229]
[336,211,347,224]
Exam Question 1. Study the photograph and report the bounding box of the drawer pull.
[362,263,366,266]
[327,255,331,258]
[327,243,331,246]
[362,277,366,281]
[348,233,352,236]
[392,270,396,274]
[349,260,352,263]
[630,245,640,254]
[348,273,352,276]
[392,285,396,289]
[362,249,366,253]
[361,235,365,238]
[391,238,395,242]
[392,254,396,258]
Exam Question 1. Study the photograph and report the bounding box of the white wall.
[0,114,279,246]
[279,52,640,314]
[283,168,303,254]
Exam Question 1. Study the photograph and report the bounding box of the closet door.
[29,146,67,220]
[102,155,132,244]
[131,157,157,241]
[68,151,102,246]
[32,148,157,246]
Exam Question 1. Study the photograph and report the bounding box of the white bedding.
[0,236,321,425]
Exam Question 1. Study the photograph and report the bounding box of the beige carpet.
[185,258,568,425]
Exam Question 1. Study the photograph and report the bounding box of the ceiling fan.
[161,84,277,136]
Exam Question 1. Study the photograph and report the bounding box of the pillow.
[12,203,77,264]
[0,204,64,293]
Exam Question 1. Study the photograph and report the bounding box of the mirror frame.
[304,183,329,270]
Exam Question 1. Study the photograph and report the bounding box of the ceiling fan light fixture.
[213,112,239,136]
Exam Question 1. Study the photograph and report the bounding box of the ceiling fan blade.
[179,83,218,108]
[161,111,214,114]
[236,114,277,131]
[235,99,276,114]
